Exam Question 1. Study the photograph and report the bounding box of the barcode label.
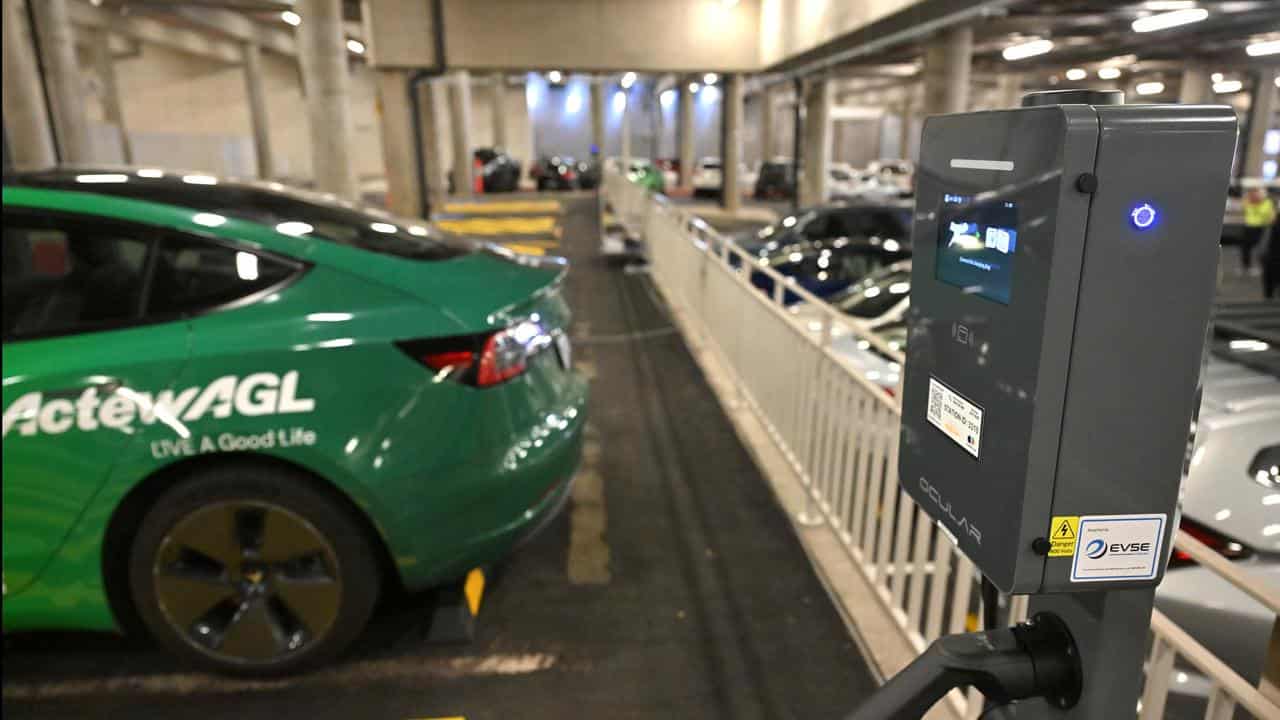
[926,377,983,458]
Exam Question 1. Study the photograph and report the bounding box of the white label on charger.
[926,377,983,458]
[1070,514,1166,583]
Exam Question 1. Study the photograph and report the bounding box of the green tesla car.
[1,169,587,675]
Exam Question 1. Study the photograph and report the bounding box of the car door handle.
[44,380,121,399]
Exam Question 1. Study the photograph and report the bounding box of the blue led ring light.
[1130,203,1157,229]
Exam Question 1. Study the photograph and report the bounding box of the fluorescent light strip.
[951,159,1015,171]
[1002,39,1054,61]
[1132,8,1208,33]
[1246,39,1280,57]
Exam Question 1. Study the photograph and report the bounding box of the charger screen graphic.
[935,194,1018,304]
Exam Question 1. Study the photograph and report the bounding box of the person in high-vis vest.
[1242,187,1277,296]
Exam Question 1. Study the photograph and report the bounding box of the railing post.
[1261,616,1280,705]
[796,483,824,527]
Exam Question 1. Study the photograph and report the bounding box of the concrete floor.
[2,193,877,720]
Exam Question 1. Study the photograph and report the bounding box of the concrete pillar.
[90,28,131,164]
[490,73,507,150]
[620,87,633,161]
[721,73,744,211]
[448,70,473,196]
[296,0,356,198]
[418,78,449,212]
[759,86,775,162]
[799,77,832,208]
[678,80,695,188]
[375,69,421,217]
[898,98,914,161]
[1,0,55,168]
[1243,71,1278,179]
[241,41,273,179]
[590,77,605,156]
[922,25,973,116]
[1179,64,1212,105]
[996,73,1023,109]
[32,0,91,162]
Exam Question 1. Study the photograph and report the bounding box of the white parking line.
[1,653,559,700]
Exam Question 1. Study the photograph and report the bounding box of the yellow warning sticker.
[464,568,485,617]
[1048,516,1080,557]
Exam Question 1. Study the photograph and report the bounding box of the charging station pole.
[848,90,1239,718]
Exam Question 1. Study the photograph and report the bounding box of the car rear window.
[150,186,469,262]
[7,177,471,262]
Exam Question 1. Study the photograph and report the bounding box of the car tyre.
[129,462,380,676]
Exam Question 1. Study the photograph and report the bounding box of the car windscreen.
[833,269,911,318]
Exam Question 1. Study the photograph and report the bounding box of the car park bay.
[2,195,877,720]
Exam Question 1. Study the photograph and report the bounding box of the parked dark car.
[447,148,521,193]
[754,160,797,200]
[531,155,579,190]
[734,202,913,260]
[576,157,602,190]
[750,235,911,304]
[476,147,521,192]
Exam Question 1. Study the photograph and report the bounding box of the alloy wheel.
[151,501,342,665]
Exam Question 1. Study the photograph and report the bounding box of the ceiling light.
[1132,8,1208,33]
[1001,39,1054,61]
[547,70,563,83]
[1098,67,1122,80]
[660,89,676,108]
[1211,72,1224,83]
[1136,81,1165,95]
[1275,76,1280,88]
[1214,79,1243,94]
[620,71,637,89]
[1065,68,1087,81]
[182,174,217,185]
[370,222,397,234]
[1246,39,1280,57]
[703,73,718,85]
[689,82,701,93]
[346,39,365,54]
[281,10,301,26]
[136,168,164,178]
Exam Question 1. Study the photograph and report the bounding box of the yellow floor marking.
[502,243,547,256]
[435,217,558,236]
[568,465,611,585]
[496,237,559,248]
[442,200,562,214]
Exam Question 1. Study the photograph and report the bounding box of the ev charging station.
[850,90,1239,718]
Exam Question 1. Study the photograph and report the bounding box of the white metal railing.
[603,167,1280,720]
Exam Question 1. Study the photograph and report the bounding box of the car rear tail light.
[1168,517,1253,568]
[397,321,551,388]
[421,350,475,373]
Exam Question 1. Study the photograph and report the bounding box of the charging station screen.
[935,194,1018,304]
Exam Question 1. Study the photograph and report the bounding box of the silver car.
[792,262,1280,696]
[1158,336,1280,697]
